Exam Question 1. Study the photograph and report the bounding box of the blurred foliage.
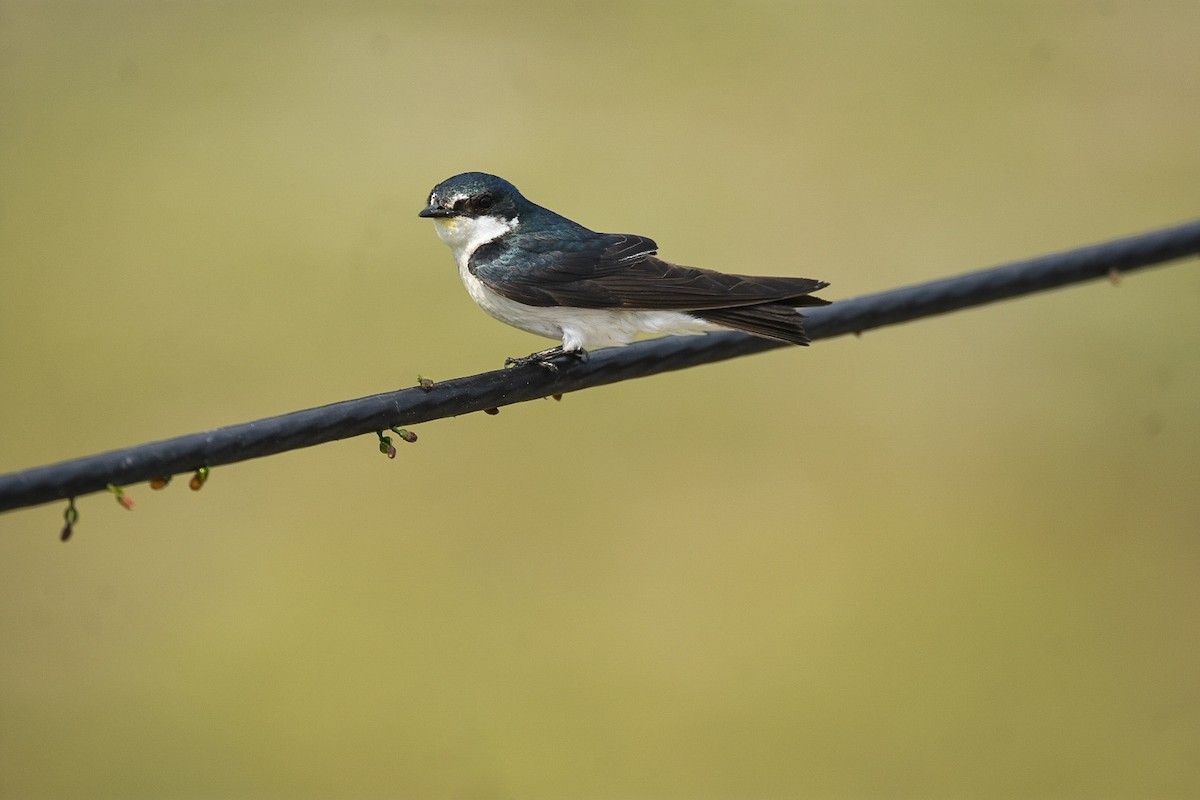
[2,2,1199,797]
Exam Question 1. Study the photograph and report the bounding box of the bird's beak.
[419,205,458,218]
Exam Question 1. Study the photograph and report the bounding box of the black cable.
[2,219,1199,514]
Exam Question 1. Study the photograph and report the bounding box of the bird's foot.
[504,346,588,373]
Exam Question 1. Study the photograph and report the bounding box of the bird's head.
[419,172,524,254]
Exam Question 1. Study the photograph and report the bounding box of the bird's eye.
[474,193,494,211]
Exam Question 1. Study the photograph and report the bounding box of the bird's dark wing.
[470,232,829,311]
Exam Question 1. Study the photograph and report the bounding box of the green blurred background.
[2,2,1199,797]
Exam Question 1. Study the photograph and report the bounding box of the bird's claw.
[504,347,588,373]
[504,352,556,372]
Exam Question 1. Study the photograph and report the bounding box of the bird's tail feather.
[695,302,826,345]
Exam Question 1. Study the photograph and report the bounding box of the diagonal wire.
[2,219,1199,514]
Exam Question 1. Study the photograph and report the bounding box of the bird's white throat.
[432,214,517,268]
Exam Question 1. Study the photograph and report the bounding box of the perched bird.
[419,172,829,367]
